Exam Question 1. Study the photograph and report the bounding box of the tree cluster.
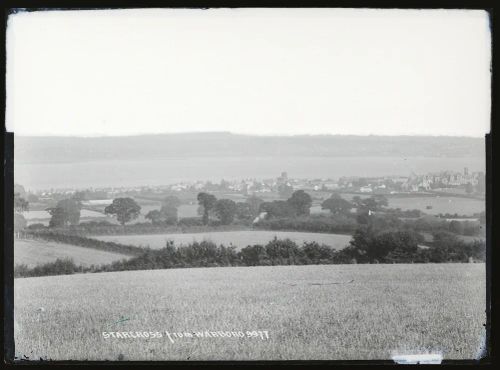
[196,193,264,226]
[145,196,181,225]
[47,198,82,227]
[105,197,141,225]
[259,190,313,219]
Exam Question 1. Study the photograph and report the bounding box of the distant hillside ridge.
[15,133,485,164]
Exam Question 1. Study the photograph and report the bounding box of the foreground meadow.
[14,264,485,361]
[93,230,352,250]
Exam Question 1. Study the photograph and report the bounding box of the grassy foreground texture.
[14,264,485,361]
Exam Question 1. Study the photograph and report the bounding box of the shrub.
[27,223,46,230]
[177,217,204,227]
[16,258,80,278]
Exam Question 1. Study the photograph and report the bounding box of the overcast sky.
[6,8,491,137]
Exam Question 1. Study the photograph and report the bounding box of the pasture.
[14,239,130,268]
[14,263,485,360]
[92,231,353,250]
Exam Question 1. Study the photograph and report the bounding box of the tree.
[162,207,178,225]
[302,241,334,263]
[104,198,141,225]
[349,227,422,263]
[235,202,253,221]
[287,190,312,216]
[72,191,87,202]
[160,195,181,225]
[265,238,301,265]
[321,193,353,215]
[246,195,264,218]
[432,231,460,248]
[47,207,66,227]
[449,220,464,235]
[145,210,164,225]
[14,213,27,235]
[214,199,237,225]
[161,195,181,210]
[240,245,268,266]
[197,193,217,225]
[278,184,294,199]
[14,193,29,212]
[355,195,388,215]
[259,200,296,218]
[47,198,81,227]
[373,195,388,207]
[352,196,363,208]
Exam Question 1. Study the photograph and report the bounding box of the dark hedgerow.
[14,232,486,278]
[14,258,81,278]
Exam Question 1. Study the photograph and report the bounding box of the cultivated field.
[14,239,130,267]
[14,264,485,361]
[93,231,353,250]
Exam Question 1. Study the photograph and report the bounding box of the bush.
[177,217,204,227]
[15,258,80,278]
[27,223,46,230]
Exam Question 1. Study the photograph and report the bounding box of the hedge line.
[255,215,358,234]
[15,236,486,278]
[21,231,144,256]
[27,221,250,236]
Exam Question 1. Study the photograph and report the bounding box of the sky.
[6,8,491,137]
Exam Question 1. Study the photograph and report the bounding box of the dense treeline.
[34,212,479,239]
[255,213,482,238]
[26,191,482,241]
[15,232,485,278]
[27,213,481,239]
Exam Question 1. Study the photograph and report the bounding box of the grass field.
[387,196,484,216]
[14,263,485,361]
[93,231,353,250]
[310,205,331,215]
[14,239,130,267]
[23,209,109,220]
[23,209,112,226]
